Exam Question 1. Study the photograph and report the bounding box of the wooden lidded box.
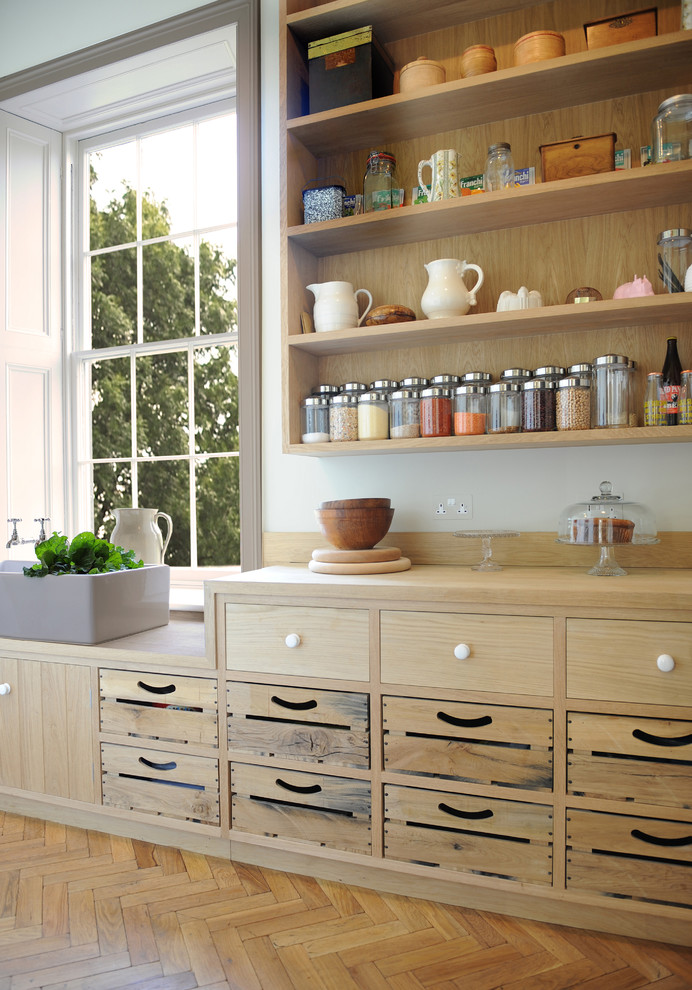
[540,132,617,182]
[308,25,394,114]
[584,7,657,49]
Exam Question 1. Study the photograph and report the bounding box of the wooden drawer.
[224,603,369,680]
[568,712,692,809]
[231,762,371,854]
[100,669,218,747]
[380,611,553,696]
[385,784,553,885]
[383,696,553,791]
[567,809,692,909]
[566,618,692,705]
[228,682,369,768]
[101,742,219,825]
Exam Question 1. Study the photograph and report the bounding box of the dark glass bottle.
[662,336,682,425]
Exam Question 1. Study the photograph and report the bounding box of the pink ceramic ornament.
[613,275,654,298]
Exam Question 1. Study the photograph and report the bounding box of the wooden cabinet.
[281,0,692,455]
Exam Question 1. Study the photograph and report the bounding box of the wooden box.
[307,26,394,114]
[584,8,657,50]
[540,133,616,182]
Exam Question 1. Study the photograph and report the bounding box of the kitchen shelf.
[286,33,692,155]
[287,295,692,356]
[287,161,692,258]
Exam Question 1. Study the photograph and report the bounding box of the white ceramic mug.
[417,149,460,202]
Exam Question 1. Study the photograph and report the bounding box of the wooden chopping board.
[308,556,411,575]
[312,547,401,563]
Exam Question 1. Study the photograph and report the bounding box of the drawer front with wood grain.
[567,809,692,909]
[99,669,218,747]
[101,742,219,825]
[228,682,369,768]
[381,611,553,696]
[566,618,692,705]
[231,762,371,854]
[383,696,553,791]
[224,603,369,680]
[568,712,692,809]
[385,784,553,885]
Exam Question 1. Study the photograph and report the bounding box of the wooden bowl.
[315,507,395,550]
[364,305,416,326]
[318,497,391,510]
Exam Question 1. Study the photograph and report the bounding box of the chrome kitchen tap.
[5,517,50,548]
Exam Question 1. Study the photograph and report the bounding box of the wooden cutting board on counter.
[308,556,411,575]
[312,547,401,563]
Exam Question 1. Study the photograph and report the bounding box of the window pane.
[91,357,131,458]
[91,247,137,347]
[196,456,240,566]
[143,238,195,341]
[200,228,237,335]
[89,143,136,250]
[136,352,189,457]
[141,125,193,235]
[194,344,238,453]
[198,114,237,228]
[138,459,190,566]
[93,462,132,541]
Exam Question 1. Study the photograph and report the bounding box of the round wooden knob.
[657,653,675,672]
[454,643,471,660]
[285,633,301,649]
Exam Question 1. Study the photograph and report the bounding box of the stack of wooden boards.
[308,546,411,574]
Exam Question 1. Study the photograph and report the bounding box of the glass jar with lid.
[311,383,340,397]
[657,228,692,293]
[358,391,389,440]
[461,371,493,385]
[340,381,367,395]
[592,354,632,428]
[533,365,565,384]
[483,142,515,191]
[644,372,665,426]
[430,374,461,388]
[301,396,330,443]
[363,151,398,212]
[389,389,420,439]
[568,362,592,378]
[369,379,399,394]
[454,385,487,435]
[521,379,556,432]
[400,376,428,391]
[556,376,591,431]
[329,392,359,442]
[487,382,521,434]
[651,94,692,163]
[420,387,452,437]
[678,370,692,425]
[500,368,532,385]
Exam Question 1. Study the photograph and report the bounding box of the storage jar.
[462,371,492,385]
[521,379,556,432]
[501,368,532,384]
[369,379,400,394]
[513,30,565,65]
[311,383,340,397]
[340,381,367,394]
[484,142,515,191]
[430,374,461,388]
[657,228,692,293]
[358,391,389,440]
[651,95,692,163]
[592,354,632,429]
[301,396,331,443]
[399,56,446,93]
[461,44,497,77]
[420,387,452,437]
[677,370,692,425]
[487,382,521,434]
[533,365,565,384]
[454,385,487,435]
[556,377,591,431]
[364,150,398,212]
[389,389,420,439]
[644,372,665,427]
[329,392,359,441]
[400,377,428,391]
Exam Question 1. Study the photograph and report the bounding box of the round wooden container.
[513,30,565,65]
[399,56,446,93]
[461,45,497,77]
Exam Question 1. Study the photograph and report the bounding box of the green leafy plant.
[23,531,144,577]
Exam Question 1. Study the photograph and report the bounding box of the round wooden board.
[308,557,412,575]
[312,547,401,564]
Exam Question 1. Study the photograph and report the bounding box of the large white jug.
[307,280,373,333]
[421,258,484,319]
[110,507,173,565]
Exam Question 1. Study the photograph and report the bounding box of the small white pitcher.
[307,281,373,333]
[421,258,484,319]
[111,507,173,565]
[417,149,461,202]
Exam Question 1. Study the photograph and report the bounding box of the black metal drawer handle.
[438,802,493,821]
[137,680,176,696]
[271,695,318,711]
[631,828,692,848]
[437,711,493,729]
[139,756,177,772]
[276,778,322,795]
[632,728,692,748]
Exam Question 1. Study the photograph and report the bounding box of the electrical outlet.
[432,494,473,523]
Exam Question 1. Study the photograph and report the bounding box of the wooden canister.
[513,30,565,65]
[461,45,497,77]
[399,56,446,94]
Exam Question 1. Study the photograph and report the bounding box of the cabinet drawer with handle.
[231,762,371,854]
[381,611,553,696]
[228,682,369,768]
[567,809,692,909]
[101,742,219,825]
[99,669,218,747]
[383,696,553,791]
[385,784,553,885]
[568,712,692,809]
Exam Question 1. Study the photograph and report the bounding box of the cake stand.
[454,530,520,571]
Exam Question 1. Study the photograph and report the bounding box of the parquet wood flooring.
[0,813,690,990]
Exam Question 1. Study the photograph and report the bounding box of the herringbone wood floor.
[0,814,691,990]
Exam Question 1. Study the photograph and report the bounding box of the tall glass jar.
[400,376,429,392]
[461,371,492,385]
[644,372,665,426]
[329,392,359,442]
[679,370,692,425]
[311,383,340,398]
[521,379,556,432]
[369,379,399,394]
[420,387,452,437]
[454,385,487,435]
[301,396,330,443]
[592,354,631,428]
[389,389,420,439]
[651,94,692,163]
[533,365,565,385]
[556,376,591,431]
[657,228,692,293]
[483,142,515,191]
[500,368,532,385]
[358,391,389,440]
[363,150,398,211]
[487,382,521,434]
[430,374,461,388]
[340,381,367,395]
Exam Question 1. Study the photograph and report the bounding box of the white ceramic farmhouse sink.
[0,561,170,645]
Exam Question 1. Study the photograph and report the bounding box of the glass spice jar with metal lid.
[454,385,487,435]
[363,150,399,212]
[420,386,452,437]
[500,367,532,384]
[389,388,420,439]
[358,390,389,440]
[400,376,428,391]
[369,379,400,394]
[568,362,592,378]
[461,371,493,385]
[521,378,557,432]
[311,383,341,397]
[533,365,565,384]
[556,376,591,431]
[430,374,461,388]
[487,382,521,434]
[329,392,359,442]
[340,381,367,394]
[301,395,331,443]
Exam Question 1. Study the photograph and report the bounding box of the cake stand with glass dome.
[556,480,658,576]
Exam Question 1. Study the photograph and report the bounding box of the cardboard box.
[308,26,394,114]
[584,7,657,49]
[540,133,616,182]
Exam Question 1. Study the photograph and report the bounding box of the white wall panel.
[5,366,50,523]
[6,131,47,335]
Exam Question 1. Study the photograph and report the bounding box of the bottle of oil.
[661,336,682,425]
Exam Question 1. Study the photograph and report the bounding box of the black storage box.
[308,26,394,115]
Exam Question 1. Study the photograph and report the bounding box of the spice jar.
[651,94,692,163]
[369,379,400,394]
[363,150,398,211]
[568,363,592,378]
[521,379,556,432]
[454,385,487,435]
[340,381,367,395]
[358,391,389,440]
[533,365,565,384]
[301,396,331,443]
[462,371,492,385]
[500,368,532,385]
[484,142,515,191]
[400,376,429,391]
[644,371,665,426]
[389,389,420,439]
[329,392,359,442]
[556,377,591,431]
[592,354,632,429]
[430,374,461,388]
[420,387,452,437]
[487,382,521,434]
[311,383,340,397]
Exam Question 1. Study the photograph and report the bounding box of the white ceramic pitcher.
[421,258,484,319]
[110,507,173,565]
[307,281,373,333]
